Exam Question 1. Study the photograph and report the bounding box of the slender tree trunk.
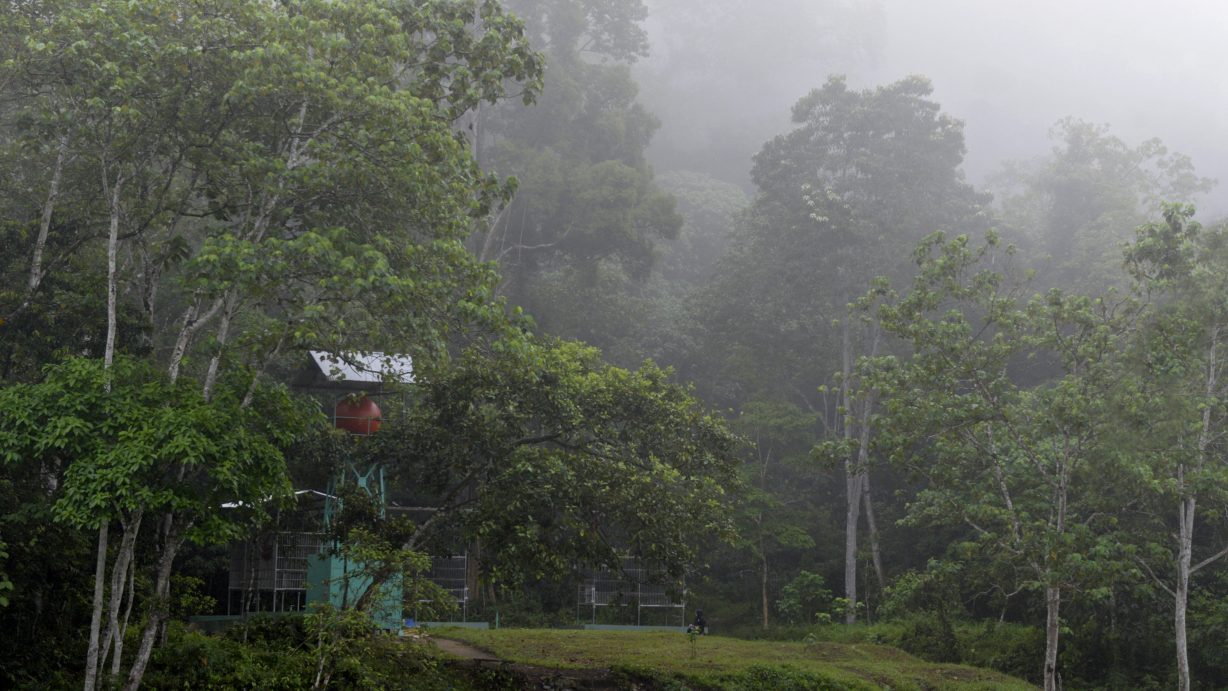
[202,290,238,401]
[1042,474,1069,691]
[102,511,142,678]
[123,516,184,691]
[840,321,861,624]
[1043,585,1061,691]
[1176,494,1194,691]
[86,168,125,691]
[846,377,878,623]
[757,443,771,629]
[1175,328,1217,691]
[166,296,215,383]
[113,552,137,678]
[861,473,886,590]
[10,135,68,322]
[104,176,123,369]
[760,526,770,629]
[83,523,109,691]
[313,625,329,690]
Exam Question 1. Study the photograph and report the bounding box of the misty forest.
[5,1,1228,690]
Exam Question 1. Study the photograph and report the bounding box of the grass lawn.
[434,628,1035,690]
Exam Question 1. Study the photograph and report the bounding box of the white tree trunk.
[1043,585,1061,691]
[760,528,770,629]
[112,550,137,678]
[87,167,125,691]
[104,176,123,370]
[1175,496,1193,691]
[862,473,886,590]
[122,517,183,691]
[1043,472,1069,691]
[840,320,861,624]
[11,135,68,322]
[201,291,238,401]
[1175,329,1218,691]
[101,511,141,678]
[83,523,109,691]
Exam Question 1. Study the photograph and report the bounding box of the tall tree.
[1122,204,1228,691]
[0,1,542,687]
[335,337,741,610]
[701,75,987,621]
[476,0,681,357]
[732,401,818,629]
[991,118,1213,291]
[872,231,1137,691]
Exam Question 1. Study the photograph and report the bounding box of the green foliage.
[0,468,91,687]
[991,119,1214,291]
[867,229,1144,687]
[1114,204,1228,689]
[712,664,852,691]
[699,75,986,406]
[0,540,10,608]
[480,0,681,361]
[776,571,833,626]
[0,356,301,542]
[145,625,314,690]
[0,2,544,684]
[225,614,310,649]
[2,0,545,380]
[653,172,748,286]
[898,617,959,664]
[1189,571,1228,682]
[146,618,457,690]
[507,0,649,63]
[375,336,742,587]
[171,575,218,621]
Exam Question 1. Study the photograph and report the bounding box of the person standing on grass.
[689,610,707,634]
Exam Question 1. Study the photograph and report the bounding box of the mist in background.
[637,0,1228,216]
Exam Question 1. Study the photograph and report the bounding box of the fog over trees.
[4,2,1228,690]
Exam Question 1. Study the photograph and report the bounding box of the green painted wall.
[306,554,403,630]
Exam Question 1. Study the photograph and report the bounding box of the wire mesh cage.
[576,556,685,626]
[227,532,324,614]
[405,553,470,621]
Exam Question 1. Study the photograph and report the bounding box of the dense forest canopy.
[3,1,1228,690]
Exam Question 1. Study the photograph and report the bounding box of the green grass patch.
[435,628,1036,690]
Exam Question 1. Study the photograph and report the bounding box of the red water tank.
[334,397,382,435]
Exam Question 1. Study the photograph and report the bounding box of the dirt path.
[431,637,498,661]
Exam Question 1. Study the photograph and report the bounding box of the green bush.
[899,616,959,663]
[732,617,1043,683]
[146,619,461,690]
[224,613,310,648]
[712,664,863,691]
[776,571,833,626]
[955,621,1043,683]
[145,625,313,690]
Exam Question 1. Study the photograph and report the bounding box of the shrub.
[713,664,862,691]
[776,571,833,626]
[146,624,313,690]
[147,617,459,690]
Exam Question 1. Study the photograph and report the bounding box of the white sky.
[867,0,1228,213]
[641,0,1228,216]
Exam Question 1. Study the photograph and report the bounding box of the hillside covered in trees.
[3,1,1228,690]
